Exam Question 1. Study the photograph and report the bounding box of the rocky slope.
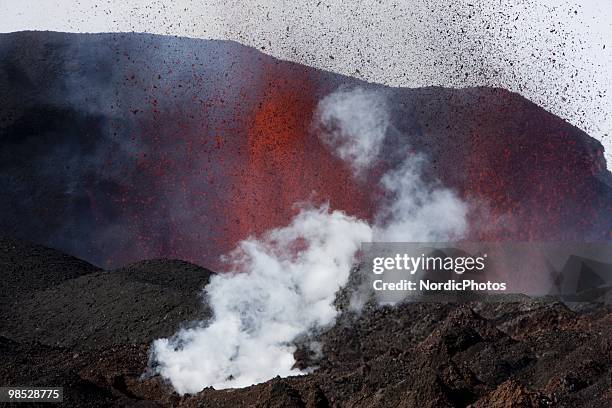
[0,238,610,407]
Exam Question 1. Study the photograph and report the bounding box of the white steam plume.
[150,87,468,393]
[152,206,371,392]
[375,156,467,242]
[315,87,389,173]
[315,87,468,242]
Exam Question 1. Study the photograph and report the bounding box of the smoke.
[152,206,371,392]
[150,87,468,393]
[315,87,389,174]
[375,156,467,242]
[315,87,467,242]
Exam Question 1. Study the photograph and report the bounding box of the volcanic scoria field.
[0,237,610,407]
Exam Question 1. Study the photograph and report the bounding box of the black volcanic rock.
[0,239,214,350]
[0,337,128,407]
[113,259,214,292]
[0,236,100,307]
[1,270,212,349]
[0,241,609,407]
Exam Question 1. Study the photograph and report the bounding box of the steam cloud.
[151,87,468,393]
[315,87,389,173]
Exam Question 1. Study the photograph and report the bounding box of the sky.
[1,0,611,169]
